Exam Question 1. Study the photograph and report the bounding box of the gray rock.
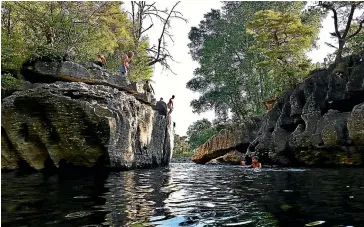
[348,103,364,146]
[206,150,244,165]
[1,82,174,171]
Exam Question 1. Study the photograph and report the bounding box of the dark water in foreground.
[2,163,364,227]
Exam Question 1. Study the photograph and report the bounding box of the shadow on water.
[1,170,109,227]
[2,164,364,226]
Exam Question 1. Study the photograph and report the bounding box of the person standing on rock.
[168,95,175,115]
[156,97,168,117]
[143,80,155,95]
[120,51,134,76]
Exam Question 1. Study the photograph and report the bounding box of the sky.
[128,1,339,136]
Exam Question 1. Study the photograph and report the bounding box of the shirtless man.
[95,55,106,68]
[241,156,262,168]
[143,80,155,95]
[168,95,175,115]
[120,51,134,76]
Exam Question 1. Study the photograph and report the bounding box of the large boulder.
[348,103,364,146]
[192,117,262,164]
[21,59,146,96]
[1,82,173,171]
[206,150,244,165]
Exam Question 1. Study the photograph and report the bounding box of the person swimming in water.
[241,156,262,168]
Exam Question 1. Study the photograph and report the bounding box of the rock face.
[192,117,262,164]
[193,53,364,167]
[249,54,364,166]
[206,150,244,165]
[1,59,173,171]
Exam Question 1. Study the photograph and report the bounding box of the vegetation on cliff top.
[1,1,185,82]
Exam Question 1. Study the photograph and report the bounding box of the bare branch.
[342,4,357,38]
[348,19,364,39]
[320,2,341,39]
[325,42,338,49]
[149,1,181,65]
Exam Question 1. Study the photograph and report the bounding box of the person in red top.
[168,95,175,115]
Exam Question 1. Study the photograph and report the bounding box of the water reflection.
[1,171,109,226]
[2,164,364,226]
[103,170,170,226]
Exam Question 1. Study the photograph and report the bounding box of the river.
[2,163,364,227]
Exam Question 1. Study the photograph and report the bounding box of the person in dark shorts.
[95,55,106,68]
[143,81,155,95]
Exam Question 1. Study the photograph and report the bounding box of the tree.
[318,1,364,64]
[127,1,187,73]
[186,2,322,123]
[186,119,217,150]
[1,2,153,81]
[247,10,315,91]
[174,135,190,155]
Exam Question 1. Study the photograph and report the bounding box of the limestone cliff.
[1,59,174,171]
[193,53,364,167]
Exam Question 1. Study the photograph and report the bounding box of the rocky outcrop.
[249,54,364,166]
[1,59,173,171]
[193,53,364,167]
[206,150,244,165]
[192,117,262,164]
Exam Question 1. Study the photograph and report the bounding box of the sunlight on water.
[2,163,364,226]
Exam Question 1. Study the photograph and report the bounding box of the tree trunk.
[335,40,345,64]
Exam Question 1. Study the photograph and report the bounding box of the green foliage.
[1,74,25,90]
[1,1,152,81]
[187,119,218,150]
[174,135,190,154]
[342,23,364,56]
[187,2,323,123]
[248,10,315,91]
[247,10,315,57]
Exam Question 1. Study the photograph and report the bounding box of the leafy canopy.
[1,1,152,81]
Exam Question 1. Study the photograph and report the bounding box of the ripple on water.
[3,164,364,226]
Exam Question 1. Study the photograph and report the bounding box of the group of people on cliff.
[156,96,175,117]
[95,51,134,77]
[95,52,175,118]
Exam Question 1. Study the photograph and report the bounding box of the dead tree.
[318,1,364,64]
[128,1,187,73]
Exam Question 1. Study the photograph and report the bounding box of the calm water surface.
[2,163,364,227]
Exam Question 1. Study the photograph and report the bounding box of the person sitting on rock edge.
[168,95,175,115]
[120,51,134,76]
[156,97,168,117]
[241,156,261,168]
[95,54,106,68]
[143,80,155,95]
